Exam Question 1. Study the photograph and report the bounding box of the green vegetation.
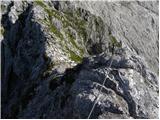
[109,35,122,55]
[35,1,87,63]
[1,27,4,36]
[35,1,106,63]
[109,35,122,48]
[66,30,84,56]
[66,48,83,63]
[35,0,108,84]
[1,4,6,13]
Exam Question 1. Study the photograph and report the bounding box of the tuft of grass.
[66,31,84,55]
[66,48,83,63]
[0,27,4,36]
[109,35,122,48]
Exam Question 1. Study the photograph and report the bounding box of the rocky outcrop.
[7,54,159,119]
[1,0,159,119]
[72,0,159,75]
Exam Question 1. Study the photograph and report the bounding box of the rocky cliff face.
[1,0,159,119]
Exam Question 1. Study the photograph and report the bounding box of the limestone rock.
[1,0,159,119]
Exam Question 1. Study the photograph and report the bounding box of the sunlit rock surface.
[1,0,159,119]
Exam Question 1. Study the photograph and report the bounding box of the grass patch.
[35,1,86,63]
[0,27,4,36]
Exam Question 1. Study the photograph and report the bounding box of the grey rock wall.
[73,1,159,75]
[1,0,159,119]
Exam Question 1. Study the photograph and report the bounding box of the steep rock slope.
[72,0,159,75]
[1,0,159,119]
[17,54,158,119]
